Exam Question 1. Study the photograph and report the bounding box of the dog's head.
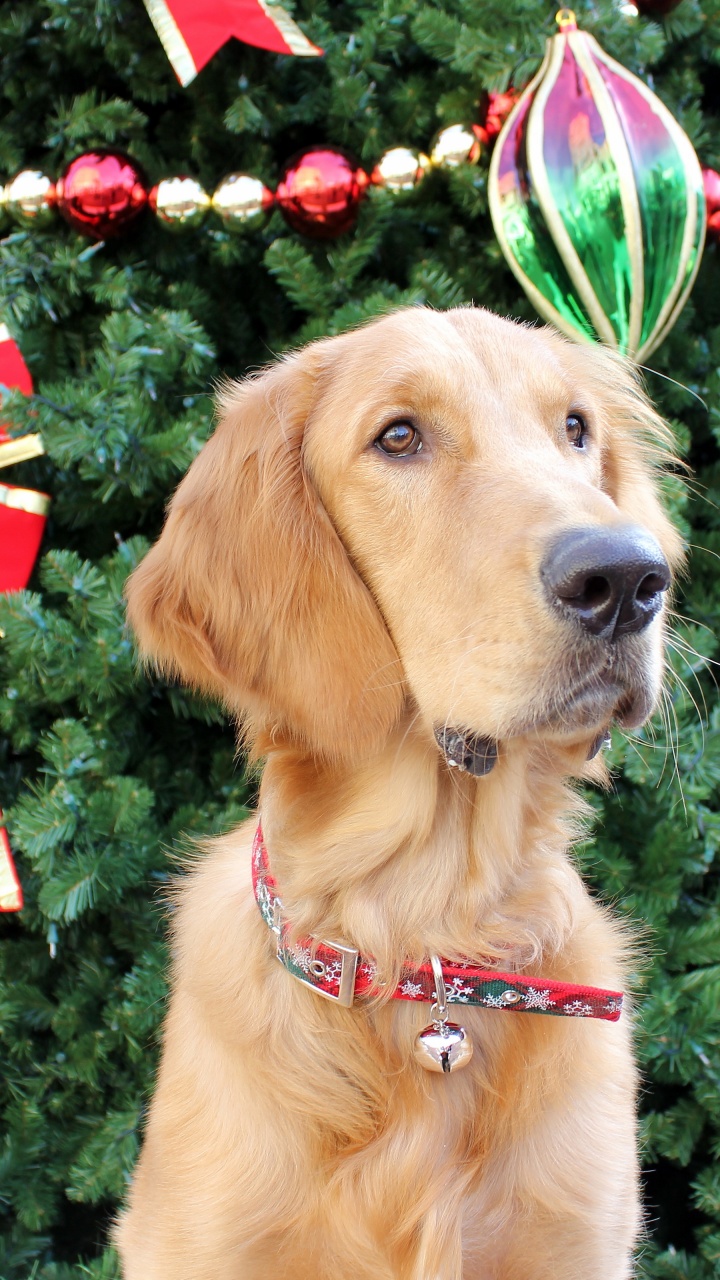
[126,307,684,766]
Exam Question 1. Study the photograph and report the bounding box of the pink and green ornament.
[488,8,705,360]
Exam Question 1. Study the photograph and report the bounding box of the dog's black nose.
[541,525,670,640]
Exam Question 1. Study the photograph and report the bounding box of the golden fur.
[117,307,684,1279]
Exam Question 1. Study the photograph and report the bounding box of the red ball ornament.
[275,147,369,239]
[475,90,520,147]
[55,151,149,239]
[703,167,720,244]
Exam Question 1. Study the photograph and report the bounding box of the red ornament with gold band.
[0,482,50,593]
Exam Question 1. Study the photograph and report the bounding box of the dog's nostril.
[636,572,667,603]
[581,576,612,609]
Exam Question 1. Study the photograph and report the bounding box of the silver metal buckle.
[276,932,359,1007]
[272,892,359,1007]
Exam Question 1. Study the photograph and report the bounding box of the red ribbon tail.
[144,0,321,87]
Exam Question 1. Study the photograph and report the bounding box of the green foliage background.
[1,0,719,1275]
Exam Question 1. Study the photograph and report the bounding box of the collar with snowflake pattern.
[252,824,623,1020]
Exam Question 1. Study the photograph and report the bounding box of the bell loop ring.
[414,954,474,1075]
[430,954,448,1022]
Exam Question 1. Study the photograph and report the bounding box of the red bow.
[143,0,322,86]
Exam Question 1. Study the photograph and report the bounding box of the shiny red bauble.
[55,151,149,239]
[703,167,720,244]
[475,90,519,146]
[275,147,369,239]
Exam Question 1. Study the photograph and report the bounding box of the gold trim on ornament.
[0,483,50,516]
[256,0,321,57]
[488,52,597,348]
[0,434,45,470]
[527,31,616,347]
[643,191,703,359]
[645,254,700,359]
[588,40,705,362]
[142,0,197,87]
[570,32,645,355]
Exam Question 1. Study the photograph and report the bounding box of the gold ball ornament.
[6,170,55,226]
[372,147,429,191]
[150,177,210,231]
[212,173,274,232]
[429,124,482,169]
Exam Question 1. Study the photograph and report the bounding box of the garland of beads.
[0,92,527,240]
[0,122,493,245]
[2,90,717,249]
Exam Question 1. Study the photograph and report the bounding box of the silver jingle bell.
[414,1020,474,1074]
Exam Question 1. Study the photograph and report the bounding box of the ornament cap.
[555,8,578,30]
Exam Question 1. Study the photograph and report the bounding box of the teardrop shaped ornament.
[414,1020,474,1074]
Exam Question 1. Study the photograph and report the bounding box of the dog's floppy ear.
[125,348,404,760]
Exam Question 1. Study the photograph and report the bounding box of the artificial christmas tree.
[0,1,719,1276]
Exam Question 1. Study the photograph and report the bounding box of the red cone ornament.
[56,152,149,239]
[275,147,369,239]
[0,484,50,592]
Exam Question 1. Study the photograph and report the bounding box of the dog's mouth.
[435,648,658,774]
[515,641,660,746]
[541,674,624,730]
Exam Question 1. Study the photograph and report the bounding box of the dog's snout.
[541,525,671,640]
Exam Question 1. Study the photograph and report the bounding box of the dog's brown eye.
[566,413,588,449]
[375,421,423,457]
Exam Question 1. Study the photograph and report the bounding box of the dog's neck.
[256,718,595,986]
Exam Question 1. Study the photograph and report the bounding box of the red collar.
[252,824,623,1021]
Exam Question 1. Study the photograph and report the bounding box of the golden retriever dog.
[117,306,683,1280]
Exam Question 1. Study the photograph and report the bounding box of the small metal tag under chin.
[434,727,498,776]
